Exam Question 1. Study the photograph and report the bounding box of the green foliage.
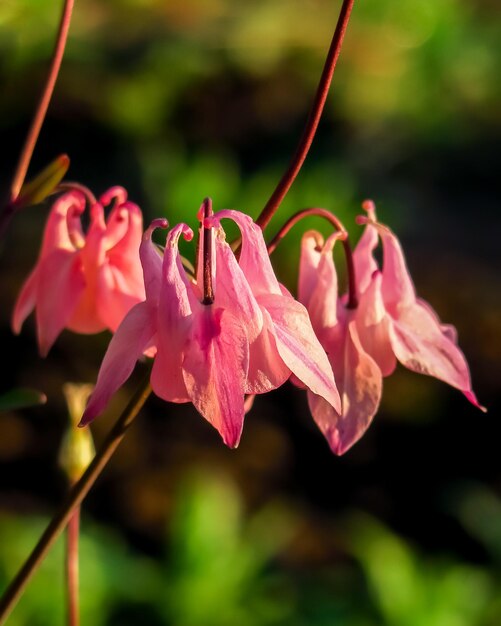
[1,0,498,135]
[0,388,46,412]
[2,473,501,625]
[346,513,494,626]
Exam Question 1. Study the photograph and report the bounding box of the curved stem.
[0,373,152,625]
[267,207,358,308]
[9,0,74,203]
[255,0,355,231]
[267,207,346,254]
[57,182,97,206]
[66,507,80,626]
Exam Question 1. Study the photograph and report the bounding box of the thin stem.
[0,373,152,625]
[9,0,75,203]
[202,197,214,305]
[66,507,80,626]
[267,207,346,254]
[255,0,355,231]
[267,207,358,308]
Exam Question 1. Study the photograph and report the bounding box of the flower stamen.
[201,197,214,305]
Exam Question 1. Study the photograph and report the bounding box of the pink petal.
[300,232,339,331]
[151,223,195,403]
[67,206,108,333]
[103,205,129,250]
[66,292,108,335]
[150,336,190,403]
[81,202,107,273]
[40,191,86,256]
[440,323,458,343]
[352,221,379,294]
[356,271,396,377]
[209,210,282,297]
[95,262,146,331]
[388,300,485,410]
[80,301,156,425]
[99,186,128,208]
[140,218,169,303]
[308,321,382,455]
[379,228,416,312]
[161,222,197,312]
[66,202,85,249]
[246,307,291,394]
[258,293,341,413]
[182,306,248,448]
[105,202,144,290]
[298,231,324,308]
[212,226,263,342]
[35,250,86,356]
[91,203,145,331]
[244,394,256,414]
[416,297,458,343]
[12,267,38,334]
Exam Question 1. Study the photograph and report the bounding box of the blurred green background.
[0,0,500,624]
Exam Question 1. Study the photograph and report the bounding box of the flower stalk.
[0,0,74,240]
[255,0,356,231]
[0,372,152,625]
[66,509,80,626]
[59,382,95,626]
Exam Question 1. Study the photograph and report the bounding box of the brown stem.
[9,0,75,203]
[0,373,152,625]
[267,207,358,308]
[66,508,80,626]
[201,197,214,305]
[255,0,355,232]
[266,207,346,254]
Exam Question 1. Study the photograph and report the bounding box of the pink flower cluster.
[13,193,483,453]
[12,187,144,356]
[80,206,340,448]
[299,201,485,455]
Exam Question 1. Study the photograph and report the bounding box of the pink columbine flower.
[298,230,383,455]
[355,200,485,412]
[12,187,145,356]
[81,202,340,448]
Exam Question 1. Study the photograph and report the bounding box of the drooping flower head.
[12,187,145,356]
[81,201,340,448]
[355,200,485,412]
[299,229,383,455]
[298,200,485,455]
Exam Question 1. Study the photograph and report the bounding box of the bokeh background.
[0,0,500,624]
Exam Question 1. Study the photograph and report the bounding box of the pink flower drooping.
[299,201,484,455]
[81,203,340,448]
[299,230,383,455]
[12,187,145,356]
[355,201,485,412]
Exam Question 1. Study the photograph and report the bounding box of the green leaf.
[16,154,70,207]
[0,387,47,411]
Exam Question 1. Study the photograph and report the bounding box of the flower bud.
[59,383,95,484]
